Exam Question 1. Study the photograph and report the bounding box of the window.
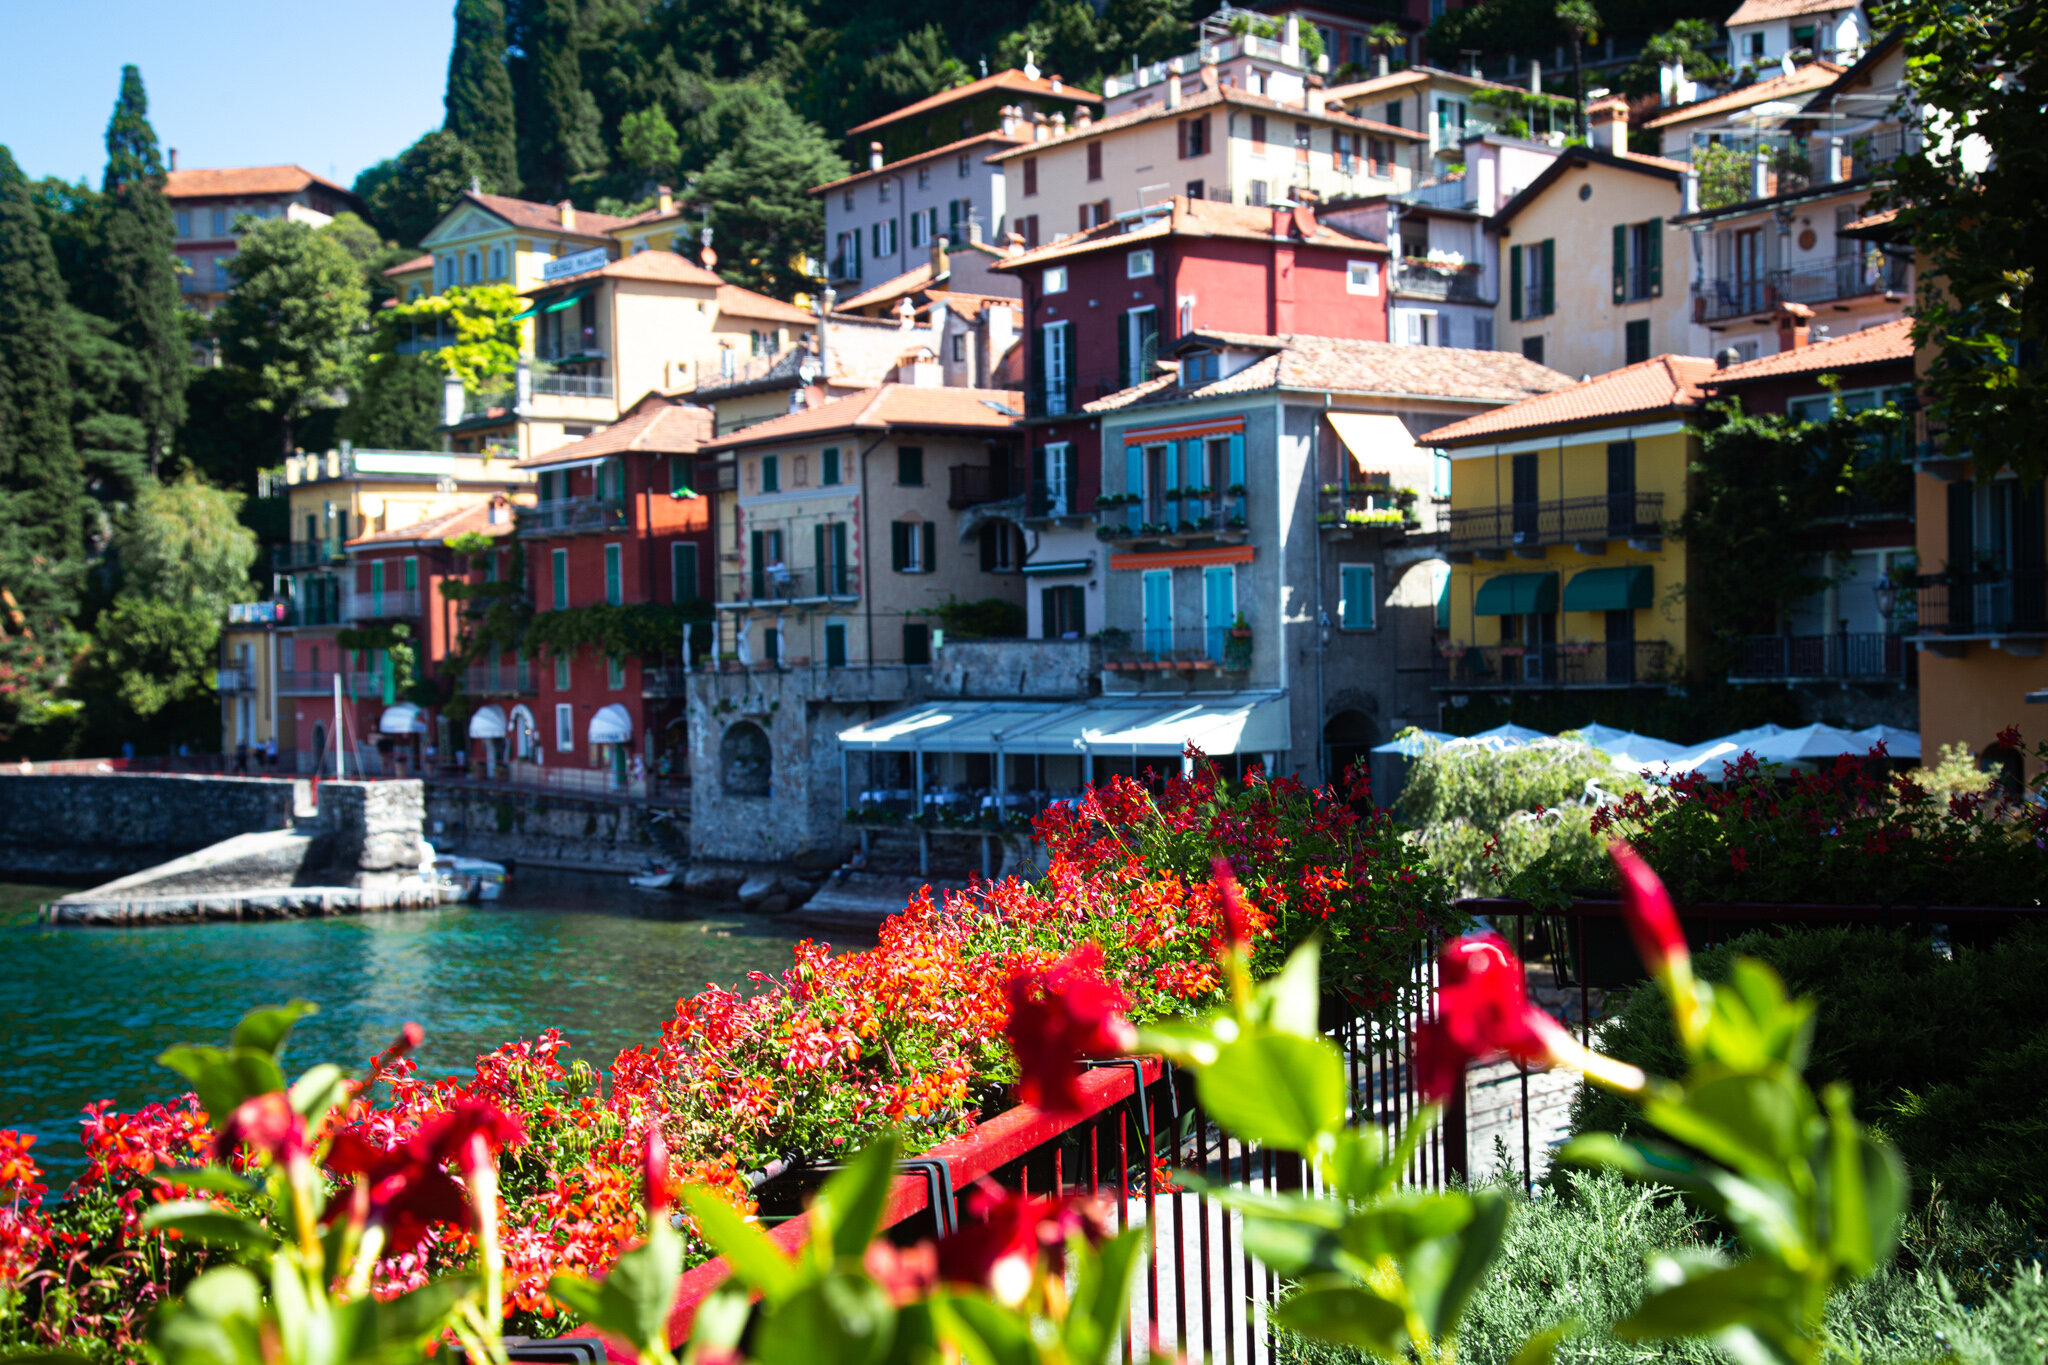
[174,210,190,237]
[1249,180,1269,207]
[1404,311,1440,346]
[822,446,841,485]
[1042,585,1086,638]
[1613,219,1663,301]
[1186,179,1205,201]
[551,548,568,608]
[951,332,965,362]
[1020,215,1039,249]
[1333,131,1359,172]
[1510,239,1554,319]
[211,207,229,235]
[957,154,970,178]
[910,210,928,249]
[891,521,936,572]
[1340,564,1376,629]
[1043,265,1067,294]
[1521,336,1545,364]
[879,179,890,203]
[1347,260,1381,295]
[669,455,695,497]
[555,702,575,751]
[1625,318,1651,365]
[897,446,924,485]
[213,257,231,289]
[602,655,623,690]
[835,230,860,279]
[1250,114,1268,152]
[604,544,623,605]
[672,541,699,603]
[1023,157,1039,196]
[1121,306,1158,387]
[870,219,897,257]
[1474,316,1494,350]
[825,620,848,667]
[465,250,480,283]
[1086,142,1103,181]
[761,454,780,493]
[1079,200,1109,230]
[1179,115,1210,158]
[1182,349,1220,384]
[1128,248,1154,277]
[1038,441,1073,515]
[979,520,1022,571]
[1294,122,1312,163]
[902,622,933,664]
[1040,319,1072,414]
[917,165,931,190]
[1747,31,1765,59]
[815,520,850,594]
[843,190,854,210]
[555,654,571,691]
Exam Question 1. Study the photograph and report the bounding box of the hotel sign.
[542,247,609,281]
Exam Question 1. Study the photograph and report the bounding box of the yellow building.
[1492,100,1701,378]
[1419,356,1717,693]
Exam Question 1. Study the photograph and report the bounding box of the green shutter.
[825,622,847,668]
[1540,239,1555,317]
[1612,223,1627,303]
[822,446,839,486]
[1118,312,1130,387]
[1509,243,1523,321]
[604,544,622,604]
[1341,565,1374,629]
[673,541,697,602]
[1647,217,1663,296]
[922,522,936,573]
[403,557,417,591]
[670,456,692,496]
[891,523,908,571]
[814,524,826,588]
[832,523,848,593]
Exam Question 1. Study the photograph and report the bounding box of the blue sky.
[3,0,455,189]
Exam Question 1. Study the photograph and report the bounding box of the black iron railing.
[1433,640,1671,689]
[1914,568,2048,637]
[1729,633,1908,683]
[1446,493,1663,553]
[718,565,860,605]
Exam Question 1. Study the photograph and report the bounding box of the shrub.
[1568,924,2048,1219]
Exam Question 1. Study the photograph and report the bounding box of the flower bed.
[0,758,1452,1360]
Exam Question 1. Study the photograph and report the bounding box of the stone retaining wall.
[0,774,302,880]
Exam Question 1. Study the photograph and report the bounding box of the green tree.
[515,0,606,198]
[94,65,187,478]
[372,282,524,391]
[317,211,415,301]
[618,106,680,181]
[1617,19,1728,98]
[215,217,370,457]
[693,80,847,297]
[1556,0,1602,136]
[355,129,491,249]
[1877,0,2048,482]
[340,353,444,450]
[445,0,520,192]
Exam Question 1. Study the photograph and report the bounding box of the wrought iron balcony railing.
[1729,633,1909,683]
[1432,640,1671,690]
[717,565,861,607]
[1446,492,1663,553]
[1913,568,2048,637]
[518,497,627,535]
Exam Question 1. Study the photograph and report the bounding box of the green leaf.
[1823,1083,1906,1276]
[1275,1281,1409,1360]
[1325,1127,1395,1203]
[814,1132,899,1267]
[1241,1213,1348,1277]
[1197,1030,1347,1153]
[163,1166,254,1196]
[751,1271,894,1365]
[683,1186,798,1302]
[1413,1190,1509,1340]
[357,1273,478,1354]
[1133,1015,1229,1068]
[1614,1256,1797,1340]
[231,1000,318,1057]
[1640,1069,1811,1183]
[149,1265,267,1365]
[609,1222,688,1352]
[1510,1320,1578,1365]
[140,1200,277,1252]
[157,1044,288,1126]
[688,1281,754,1354]
[1066,1228,1146,1365]
[289,1063,351,1127]
[934,1295,1038,1365]
[1252,937,1322,1038]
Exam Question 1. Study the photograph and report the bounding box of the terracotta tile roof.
[846,70,1099,137]
[523,249,723,290]
[717,284,816,325]
[1839,206,1899,235]
[164,165,359,201]
[838,263,935,312]
[1493,146,1687,226]
[382,253,433,278]
[518,394,712,467]
[1084,333,1573,413]
[922,290,1021,321]
[703,384,1023,450]
[1324,63,1543,105]
[463,191,627,239]
[344,496,523,547]
[986,86,1418,165]
[809,131,1031,195]
[1419,355,1717,445]
[1705,317,1913,385]
[611,201,688,230]
[1725,0,1859,26]
[992,194,1388,272]
[1642,61,1844,129]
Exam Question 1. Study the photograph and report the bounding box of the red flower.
[1003,943,1137,1116]
[325,1099,524,1254]
[214,1093,309,1167]
[863,1239,938,1305]
[1210,856,1253,948]
[1611,841,1688,976]
[641,1125,669,1214]
[936,1182,1108,1304]
[1412,933,1572,1101]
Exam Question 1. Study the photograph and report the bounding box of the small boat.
[630,859,678,891]
[432,855,510,902]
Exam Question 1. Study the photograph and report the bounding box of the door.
[1203,565,1236,661]
[1734,228,1764,313]
[1142,570,1173,657]
[1511,452,1540,545]
[1044,322,1071,415]
[1606,441,1637,537]
[1604,608,1636,684]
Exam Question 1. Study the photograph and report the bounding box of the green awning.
[507,303,540,321]
[1021,559,1093,577]
[1561,565,1653,612]
[542,285,594,314]
[1473,572,1559,616]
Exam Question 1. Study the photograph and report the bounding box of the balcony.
[1319,486,1420,533]
[279,597,344,628]
[717,564,861,608]
[272,540,342,571]
[1696,253,1910,323]
[1026,369,1150,420]
[1025,479,1088,521]
[1392,262,1485,302]
[949,463,1015,508]
[277,670,380,697]
[1094,493,1249,544]
[342,588,423,621]
[1397,178,1478,211]
[533,372,613,400]
[1729,633,1910,684]
[1432,640,1672,690]
[215,668,255,694]
[1447,493,1664,556]
[1101,624,1253,677]
[1913,568,2048,639]
[465,661,534,695]
[226,601,287,626]
[518,497,626,535]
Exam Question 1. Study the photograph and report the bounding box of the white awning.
[839,694,1289,758]
[1325,412,1420,476]
[379,703,426,735]
[588,703,633,744]
[467,704,508,740]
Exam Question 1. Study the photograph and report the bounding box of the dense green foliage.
[94,66,186,478]
[1570,925,2048,1220]
[216,218,372,457]
[356,129,500,249]
[445,0,520,192]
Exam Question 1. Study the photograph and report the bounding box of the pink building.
[164,163,365,315]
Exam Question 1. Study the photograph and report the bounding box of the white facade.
[1727,3,1868,69]
[821,137,1014,292]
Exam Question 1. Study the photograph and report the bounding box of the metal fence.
[717,565,860,605]
[1446,492,1662,553]
[342,588,423,622]
[1729,632,1909,683]
[1433,641,1671,690]
[519,498,627,534]
[1914,567,2048,636]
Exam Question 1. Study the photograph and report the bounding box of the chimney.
[1375,51,1389,77]
[1528,59,1542,94]
[514,357,532,414]
[557,199,576,228]
[1775,301,1815,352]
[1467,56,1482,78]
[168,147,178,171]
[869,141,884,171]
[1051,75,1063,92]
[1308,87,1326,115]
[1587,96,1629,156]
[1272,206,1291,238]
[657,185,674,215]
[1199,59,1219,90]
[1282,14,1301,57]
[930,234,948,279]
[443,372,466,428]
[1033,112,1050,141]
[1076,106,1093,129]
[895,296,916,331]
[1001,104,1020,137]
[1050,111,1067,136]
[1683,167,1700,213]
[1752,145,1772,198]
[1166,78,1183,110]
[1003,229,1026,253]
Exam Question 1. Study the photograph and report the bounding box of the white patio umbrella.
[1445,723,1551,751]
[1370,728,1455,756]
[1568,724,1685,765]
[1852,724,1922,760]
[1642,723,1789,781]
[1746,723,1886,766]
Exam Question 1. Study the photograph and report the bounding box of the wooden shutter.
[922,522,936,572]
[1540,239,1555,317]
[1063,446,1079,507]
[979,523,997,572]
[890,522,908,572]
[814,524,826,587]
[832,524,848,592]
[1612,223,1627,303]
[1118,312,1130,387]
[1178,119,1189,159]
[1647,217,1663,296]
[1509,244,1523,321]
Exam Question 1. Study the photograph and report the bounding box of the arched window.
[465,250,481,284]
[720,721,772,796]
[489,245,506,279]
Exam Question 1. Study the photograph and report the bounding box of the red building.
[490,393,715,790]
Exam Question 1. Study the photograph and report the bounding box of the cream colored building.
[1324,65,1572,173]
[988,83,1422,247]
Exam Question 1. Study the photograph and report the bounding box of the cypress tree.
[515,0,604,198]
[445,0,518,192]
[0,146,86,616]
[96,65,186,478]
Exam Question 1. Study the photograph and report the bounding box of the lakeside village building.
[219,14,2025,851]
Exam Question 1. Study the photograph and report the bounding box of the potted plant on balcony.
[1223,613,1254,671]
[1227,482,1247,497]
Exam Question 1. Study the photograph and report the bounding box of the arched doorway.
[720,721,772,796]
[1323,709,1377,800]
[508,705,539,762]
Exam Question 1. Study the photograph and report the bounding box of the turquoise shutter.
[1613,223,1627,303]
[1143,571,1172,654]
[1126,443,1144,530]
[1228,432,1246,485]
[370,560,384,612]
[1203,565,1234,659]
[1509,244,1523,321]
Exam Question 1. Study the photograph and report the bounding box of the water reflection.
[0,872,804,1180]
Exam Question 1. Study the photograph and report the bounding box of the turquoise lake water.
[0,872,813,1181]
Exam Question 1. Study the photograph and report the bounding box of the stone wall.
[315,782,427,888]
[926,639,1102,700]
[424,784,680,872]
[0,774,301,880]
